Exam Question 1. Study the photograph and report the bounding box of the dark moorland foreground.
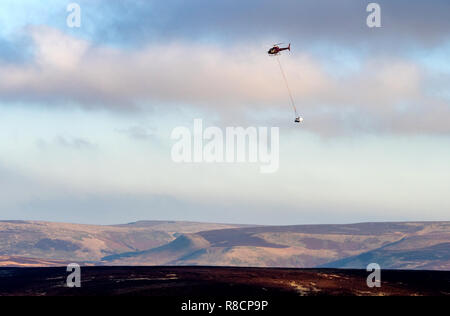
[0,266,449,296]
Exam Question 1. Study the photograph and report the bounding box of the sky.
[0,0,449,225]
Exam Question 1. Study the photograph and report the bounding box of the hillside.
[0,220,241,265]
[102,222,450,270]
[0,221,448,270]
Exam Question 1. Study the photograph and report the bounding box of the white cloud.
[0,26,448,135]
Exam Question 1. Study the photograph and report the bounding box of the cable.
[276,55,298,118]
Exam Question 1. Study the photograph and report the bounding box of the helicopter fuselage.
[268,45,290,55]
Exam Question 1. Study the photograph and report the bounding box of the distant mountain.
[0,220,449,270]
[0,256,70,267]
[102,233,211,265]
[321,239,450,270]
[0,220,241,265]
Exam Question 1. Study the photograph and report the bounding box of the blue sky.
[0,1,449,225]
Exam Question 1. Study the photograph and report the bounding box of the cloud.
[55,136,96,149]
[0,38,27,62]
[1,2,449,226]
[116,125,156,141]
[37,135,97,150]
[0,26,449,135]
[30,26,89,70]
[76,0,450,47]
[0,162,66,210]
[0,26,326,107]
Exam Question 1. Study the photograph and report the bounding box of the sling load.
[267,43,303,124]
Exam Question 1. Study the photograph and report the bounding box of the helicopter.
[268,43,291,56]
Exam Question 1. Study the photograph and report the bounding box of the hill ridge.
[0,220,448,270]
